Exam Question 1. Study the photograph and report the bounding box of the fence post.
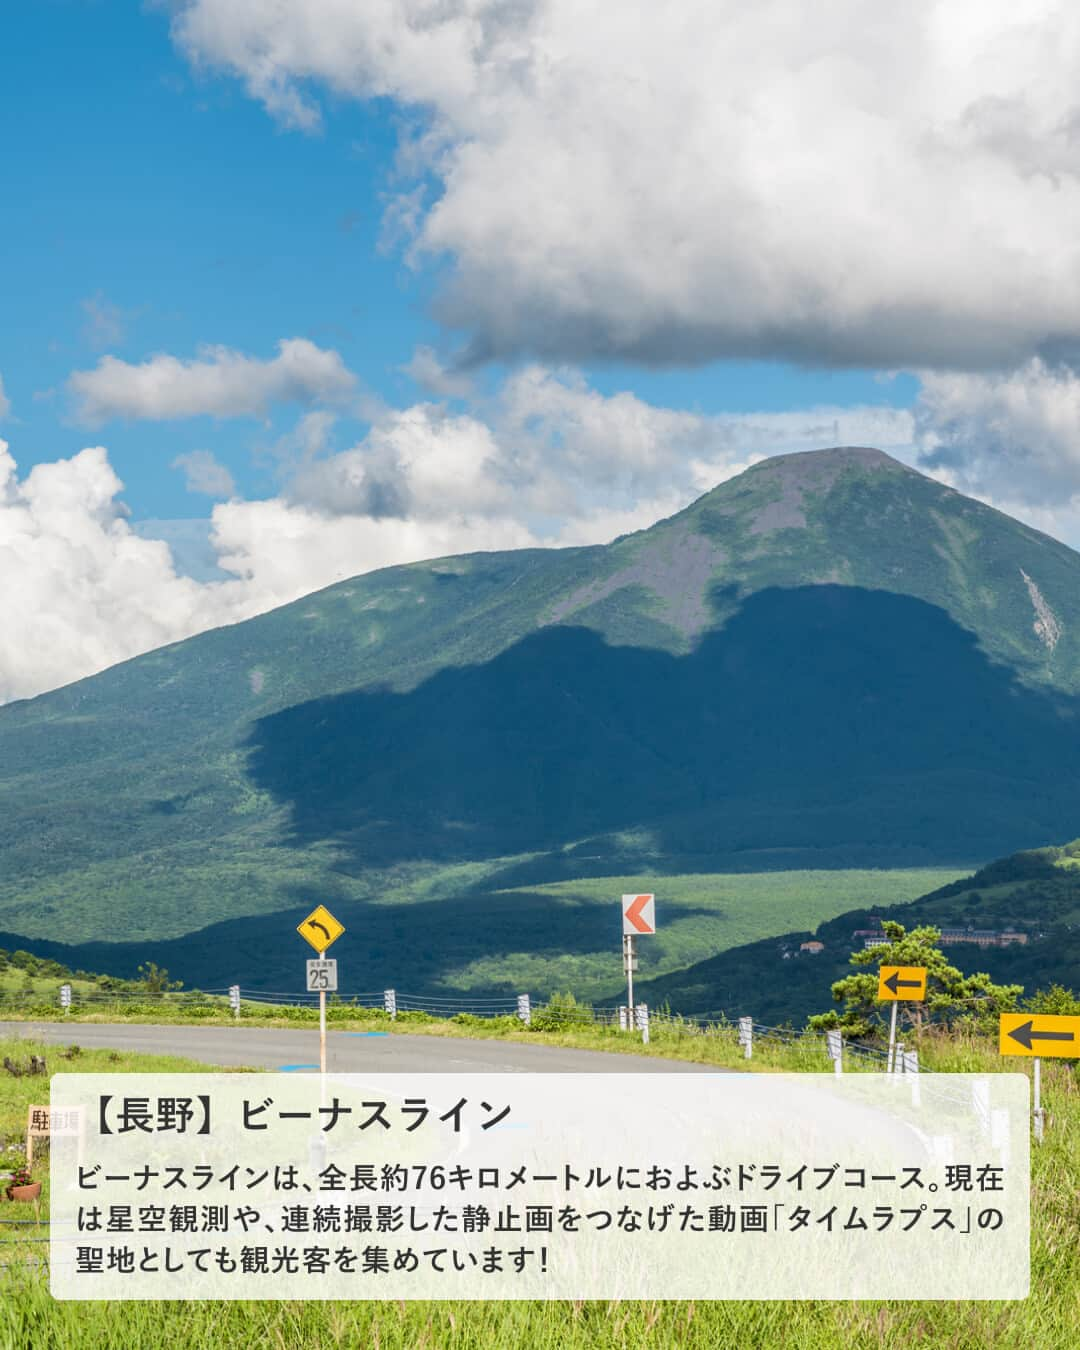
[636,1003,650,1045]
[738,1016,753,1059]
[228,985,240,1021]
[618,1005,628,1031]
[991,1107,1011,1166]
[826,1028,843,1073]
[971,1078,991,1141]
[59,984,72,1016]
[516,993,531,1026]
[384,988,397,1021]
[1033,1057,1045,1143]
[903,1047,920,1105]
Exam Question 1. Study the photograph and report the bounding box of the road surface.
[0,1021,722,1073]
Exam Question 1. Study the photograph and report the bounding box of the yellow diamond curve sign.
[297,904,345,955]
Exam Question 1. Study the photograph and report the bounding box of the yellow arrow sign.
[297,904,345,955]
[999,1012,1080,1058]
[877,965,927,1001]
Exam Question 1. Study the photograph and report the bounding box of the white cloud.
[0,440,254,704]
[1,370,923,700]
[402,345,475,399]
[492,365,916,523]
[906,357,1080,547]
[209,495,537,608]
[69,339,357,424]
[174,1,1080,371]
[915,358,1080,506]
[173,449,237,498]
[216,371,919,604]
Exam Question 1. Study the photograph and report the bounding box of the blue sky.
[3,2,1079,701]
[2,1,919,524]
[5,1,420,516]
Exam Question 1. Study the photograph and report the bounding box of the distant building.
[938,928,1028,948]
[854,922,1028,950]
[854,924,887,950]
[800,940,825,954]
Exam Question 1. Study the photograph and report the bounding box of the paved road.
[0,1021,722,1073]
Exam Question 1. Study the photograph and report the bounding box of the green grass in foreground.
[0,1031,1076,1349]
[0,1040,250,1277]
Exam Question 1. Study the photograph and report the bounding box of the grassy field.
[0,863,969,1011]
[437,867,968,995]
[0,1024,1076,1348]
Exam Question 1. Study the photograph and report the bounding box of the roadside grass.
[0,1039,252,1273]
[0,1029,1075,1348]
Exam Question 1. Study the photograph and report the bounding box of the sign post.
[59,984,72,1016]
[297,905,346,1077]
[877,966,927,1073]
[621,894,655,1031]
[999,1012,1080,1141]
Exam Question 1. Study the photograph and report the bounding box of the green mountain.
[636,841,1080,1025]
[3,445,1080,993]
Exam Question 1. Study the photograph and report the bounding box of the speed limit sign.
[306,959,338,992]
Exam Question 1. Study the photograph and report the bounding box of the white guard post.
[738,1016,753,1059]
[1033,1058,1044,1143]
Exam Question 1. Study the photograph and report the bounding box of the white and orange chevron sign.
[622,892,656,935]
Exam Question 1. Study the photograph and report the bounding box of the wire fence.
[0,981,927,1074]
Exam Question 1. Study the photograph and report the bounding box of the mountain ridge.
[3,445,1080,994]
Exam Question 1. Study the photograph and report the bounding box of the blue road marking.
[343,1032,390,1037]
[278,1063,319,1071]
